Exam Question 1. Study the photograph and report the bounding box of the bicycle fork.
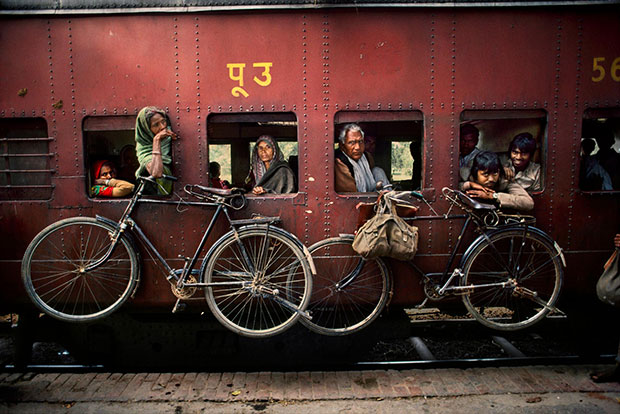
[230,220,312,320]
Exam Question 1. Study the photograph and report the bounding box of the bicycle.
[302,187,565,335]
[21,176,314,338]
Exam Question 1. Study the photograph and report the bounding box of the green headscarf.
[135,106,173,195]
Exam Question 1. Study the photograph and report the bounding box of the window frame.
[334,110,424,195]
[82,115,142,200]
[207,112,299,197]
[578,107,620,194]
[459,110,548,195]
[0,117,53,201]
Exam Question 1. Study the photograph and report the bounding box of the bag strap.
[604,249,619,270]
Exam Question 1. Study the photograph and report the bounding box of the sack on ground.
[352,209,418,261]
[596,249,620,307]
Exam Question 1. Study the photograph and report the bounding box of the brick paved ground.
[0,364,619,404]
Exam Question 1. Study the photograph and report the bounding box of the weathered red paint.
[1,6,619,314]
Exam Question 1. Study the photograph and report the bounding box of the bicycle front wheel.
[302,235,391,336]
[460,228,563,331]
[21,217,140,322]
[203,227,312,338]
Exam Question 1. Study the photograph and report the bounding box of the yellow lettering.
[227,63,248,97]
[592,57,605,82]
[253,62,273,87]
[612,57,620,82]
[227,63,246,86]
[232,87,249,98]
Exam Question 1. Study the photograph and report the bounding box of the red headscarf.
[92,160,112,179]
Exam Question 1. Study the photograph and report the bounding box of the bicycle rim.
[302,236,391,336]
[461,228,563,331]
[203,227,312,337]
[21,217,139,322]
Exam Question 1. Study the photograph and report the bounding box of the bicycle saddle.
[456,191,496,211]
[185,184,245,197]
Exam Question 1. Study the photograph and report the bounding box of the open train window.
[459,110,547,194]
[579,108,620,192]
[0,118,53,200]
[207,113,298,194]
[334,111,424,193]
[83,116,141,198]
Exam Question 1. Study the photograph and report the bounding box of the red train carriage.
[1,1,619,330]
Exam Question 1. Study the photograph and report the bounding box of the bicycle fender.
[458,226,565,270]
[95,215,140,252]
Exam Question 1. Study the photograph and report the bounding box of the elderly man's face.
[460,133,478,156]
[342,130,365,161]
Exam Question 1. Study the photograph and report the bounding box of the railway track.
[1,311,617,373]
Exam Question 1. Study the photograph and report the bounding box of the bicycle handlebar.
[138,174,178,184]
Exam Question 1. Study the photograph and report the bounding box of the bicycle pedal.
[172,300,186,314]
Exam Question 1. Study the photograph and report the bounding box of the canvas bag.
[352,196,418,261]
[596,249,620,307]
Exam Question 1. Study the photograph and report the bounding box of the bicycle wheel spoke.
[23,218,138,321]
[204,228,311,337]
[302,237,390,336]
[462,229,562,331]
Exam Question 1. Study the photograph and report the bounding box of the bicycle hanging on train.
[303,187,565,335]
[21,175,314,338]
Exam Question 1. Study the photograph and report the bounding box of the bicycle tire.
[460,227,563,331]
[301,235,391,336]
[21,217,140,322]
[203,226,312,338]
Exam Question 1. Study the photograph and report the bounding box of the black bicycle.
[21,176,314,338]
[303,187,565,335]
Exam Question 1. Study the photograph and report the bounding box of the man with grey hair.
[335,123,390,192]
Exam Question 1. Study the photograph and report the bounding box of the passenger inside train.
[579,115,620,192]
[580,138,613,191]
[90,160,135,198]
[459,151,534,211]
[209,161,230,189]
[500,132,542,193]
[207,112,298,193]
[245,135,296,195]
[135,106,178,195]
[117,144,139,183]
[458,123,482,181]
[595,126,620,190]
[334,123,391,192]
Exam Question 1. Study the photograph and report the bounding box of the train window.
[83,116,140,197]
[459,110,547,194]
[579,108,620,192]
[0,118,53,200]
[334,111,424,193]
[207,113,298,194]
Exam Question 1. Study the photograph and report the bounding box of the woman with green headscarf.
[135,106,178,195]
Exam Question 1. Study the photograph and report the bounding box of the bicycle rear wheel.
[203,226,312,338]
[21,217,139,322]
[460,228,563,331]
[302,235,391,336]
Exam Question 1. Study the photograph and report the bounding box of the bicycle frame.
[361,190,565,303]
[85,177,313,319]
[87,178,265,289]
